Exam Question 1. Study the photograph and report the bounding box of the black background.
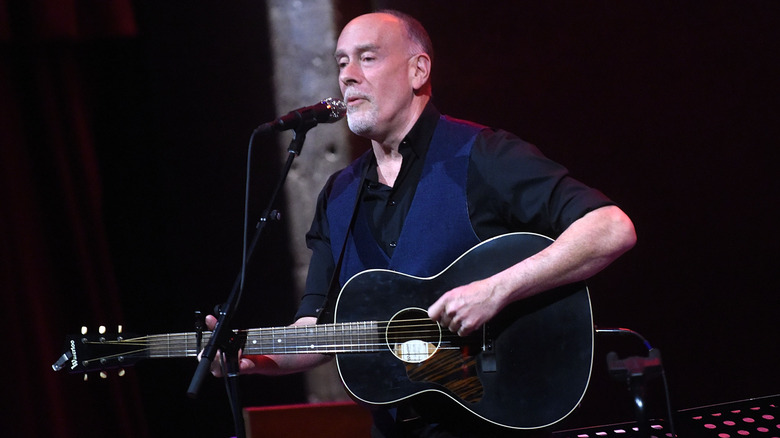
[65,1,780,436]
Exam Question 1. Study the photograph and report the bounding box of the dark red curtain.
[0,1,148,436]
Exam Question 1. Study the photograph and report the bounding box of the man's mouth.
[345,92,369,106]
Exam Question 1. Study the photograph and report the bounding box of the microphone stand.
[187,117,320,438]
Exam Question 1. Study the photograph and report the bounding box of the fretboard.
[145,321,383,358]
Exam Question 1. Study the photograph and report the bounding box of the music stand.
[552,419,671,438]
[676,394,779,438]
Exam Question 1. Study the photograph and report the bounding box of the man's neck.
[370,95,429,155]
[373,142,404,187]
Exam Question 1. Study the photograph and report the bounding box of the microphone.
[262,97,346,132]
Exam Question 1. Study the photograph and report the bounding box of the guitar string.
[89,335,461,351]
[83,319,467,361]
[89,322,462,345]
[238,320,461,354]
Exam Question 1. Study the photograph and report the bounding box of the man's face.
[334,14,416,140]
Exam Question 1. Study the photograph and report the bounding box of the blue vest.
[326,116,483,285]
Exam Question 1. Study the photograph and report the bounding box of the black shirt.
[296,103,613,319]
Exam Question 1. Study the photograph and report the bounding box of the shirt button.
[389,241,397,248]
[388,199,397,206]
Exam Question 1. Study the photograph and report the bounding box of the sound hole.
[386,308,441,363]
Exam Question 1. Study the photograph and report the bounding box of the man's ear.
[410,53,432,93]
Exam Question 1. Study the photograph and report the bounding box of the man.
[206,9,636,437]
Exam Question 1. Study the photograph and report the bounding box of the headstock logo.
[69,340,78,370]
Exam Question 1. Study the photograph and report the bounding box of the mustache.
[344,89,372,101]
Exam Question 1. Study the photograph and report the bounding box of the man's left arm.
[428,205,636,336]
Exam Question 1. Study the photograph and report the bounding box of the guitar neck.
[146,321,383,358]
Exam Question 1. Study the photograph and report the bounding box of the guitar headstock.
[53,325,145,377]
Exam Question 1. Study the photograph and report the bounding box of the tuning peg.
[99,326,106,335]
[118,325,123,334]
[118,369,126,377]
[99,371,107,379]
[81,326,88,335]
[83,374,88,382]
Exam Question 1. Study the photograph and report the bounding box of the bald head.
[374,10,434,63]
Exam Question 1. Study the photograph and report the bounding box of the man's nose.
[339,62,360,85]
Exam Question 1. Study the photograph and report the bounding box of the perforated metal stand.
[676,394,779,438]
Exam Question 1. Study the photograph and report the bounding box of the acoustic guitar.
[54,232,594,430]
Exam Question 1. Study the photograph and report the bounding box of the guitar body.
[333,232,594,430]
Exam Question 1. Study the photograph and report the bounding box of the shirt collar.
[400,101,441,159]
[364,101,441,183]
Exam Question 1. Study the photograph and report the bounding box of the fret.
[332,323,343,352]
[184,332,195,356]
[360,321,367,353]
[366,321,373,352]
[327,324,335,353]
[334,323,343,352]
[342,322,350,352]
[356,322,364,352]
[274,326,282,354]
[337,323,345,352]
[246,329,255,354]
[367,321,373,352]
[296,325,302,351]
[350,322,360,352]
[320,324,328,352]
[348,322,358,352]
[313,325,321,353]
[245,330,256,352]
[349,322,365,351]
[275,326,285,354]
[369,321,377,352]
[358,322,365,351]
[305,325,315,353]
